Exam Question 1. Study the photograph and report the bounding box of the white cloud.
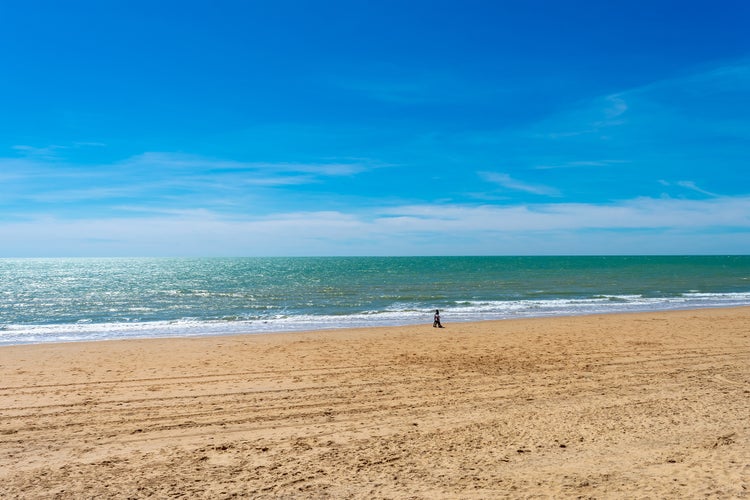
[466,59,749,174]
[658,180,720,197]
[478,172,561,197]
[538,94,630,140]
[2,195,748,256]
[375,196,750,233]
[534,159,628,170]
[12,144,68,160]
[0,152,374,208]
[676,181,718,197]
[603,95,628,120]
[119,152,368,176]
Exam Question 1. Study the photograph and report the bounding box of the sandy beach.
[1,308,748,498]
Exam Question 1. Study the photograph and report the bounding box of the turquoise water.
[1,256,749,345]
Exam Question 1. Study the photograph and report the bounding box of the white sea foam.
[3,292,750,346]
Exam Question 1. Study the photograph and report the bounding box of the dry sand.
[1,307,749,499]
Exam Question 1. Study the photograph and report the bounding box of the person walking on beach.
[433,309,443,328]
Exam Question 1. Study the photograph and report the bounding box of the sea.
[1,256,750,346]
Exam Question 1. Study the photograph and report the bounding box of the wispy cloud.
[478,172,561,197]
[437,59,750,206]
[12,144,68,160]
[0,152,374,211]
[3,195,749,256]
[676,181,717,197]
[603,95,628,120]
[27,186,151,203]
[375,196,750,232]
[118,152,368,179]
[12,142,106,160]
[533,159,628,170]
[119,152,366,174]
[627,59,750,100]
[540,94,630,139]
[659,180,720,197]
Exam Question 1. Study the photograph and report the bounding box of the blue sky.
[1,0,749,256]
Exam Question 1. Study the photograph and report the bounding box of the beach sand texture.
[1,308,749,498]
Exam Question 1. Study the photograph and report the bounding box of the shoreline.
[4,303,750,348]
[2,306,748,497]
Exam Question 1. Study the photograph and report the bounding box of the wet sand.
[1,307,749,498]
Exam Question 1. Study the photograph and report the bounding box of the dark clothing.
[433,311,443,328]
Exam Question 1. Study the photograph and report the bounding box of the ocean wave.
[2,291,750,346]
